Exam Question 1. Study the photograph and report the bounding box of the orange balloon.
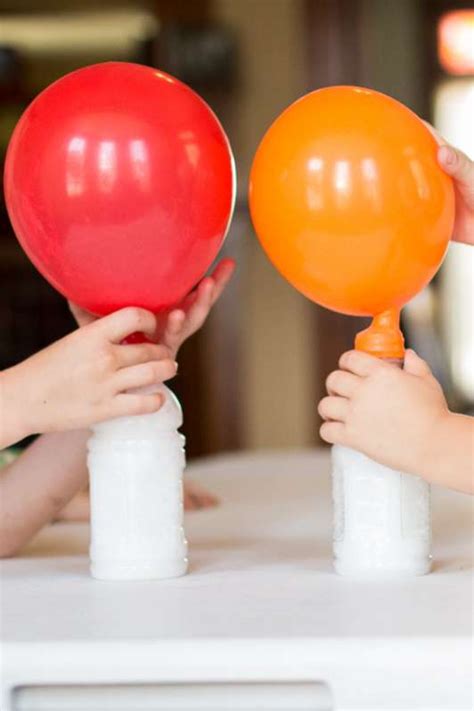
[249,86,454,357]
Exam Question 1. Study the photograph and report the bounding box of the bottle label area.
[332,445,432,577]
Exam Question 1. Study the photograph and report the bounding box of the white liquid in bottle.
[87,384,188,581]
[332,445,431,577]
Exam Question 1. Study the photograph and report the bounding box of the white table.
[1,449,473,710]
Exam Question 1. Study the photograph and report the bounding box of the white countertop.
[1,449,473,710]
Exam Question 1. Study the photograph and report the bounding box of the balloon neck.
[355,309,405,360]
[121,332,152,345]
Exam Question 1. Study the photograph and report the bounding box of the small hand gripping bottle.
[87,384,188,581]
[332,310,432,577]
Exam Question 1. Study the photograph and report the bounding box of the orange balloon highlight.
[249,86,454,358]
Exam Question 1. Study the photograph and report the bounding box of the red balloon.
[4,62,235,314]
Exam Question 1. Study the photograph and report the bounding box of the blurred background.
[1,0,473,458]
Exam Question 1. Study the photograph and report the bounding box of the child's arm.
[0,263,235,555]
[0,430,89,557]
[319,349,474,494]
[0,307,177,556]
[0,307,176,449]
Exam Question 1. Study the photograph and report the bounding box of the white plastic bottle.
[87,384,188,581]
[330,312,432,576]
[332,445,431,577]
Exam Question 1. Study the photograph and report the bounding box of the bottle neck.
[355,308,405,360]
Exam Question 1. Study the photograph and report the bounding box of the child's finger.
[184,279,214,329]
[404,349,433,378]
[184,490,200,510]
[165,310,186,336]
[185,481,220,509]
[326,370,359,397]
[112,359,177,392]
[111,392,165,418]
[438,145,474,204]
[339,350,380,376]
[209,257,235,283]
[179,279,211,314]
[320,420,347,445]
[102,307,157,343]
[115,343,170,368]
[318,395,349,422]
[180,289,199,311]
[196,277,215,303]
[161,311,186,354]
[209,258,236,305]
[199,491,219,507]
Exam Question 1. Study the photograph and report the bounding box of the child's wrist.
[0,366,36,446]
[426,412,474,493]
[416,410,454,485]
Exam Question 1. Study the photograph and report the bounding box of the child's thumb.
[404,349,432,377]
[438,145,474,208]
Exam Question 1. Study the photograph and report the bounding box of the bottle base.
[334,556,432,579]
[90,557,188,581]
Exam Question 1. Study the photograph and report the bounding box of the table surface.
[1,449,473,709]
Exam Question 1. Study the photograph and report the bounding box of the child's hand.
[70,258,236,358]
[424,122,474,246]
[318,349,450,476]
[157,258,235,357]
[68,302,97,328]
[438,143,474,246]
[3,308,177,444]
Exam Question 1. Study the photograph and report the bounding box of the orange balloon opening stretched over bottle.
[249,86,455,359]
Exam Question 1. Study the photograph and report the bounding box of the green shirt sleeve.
[0,449,20,468]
